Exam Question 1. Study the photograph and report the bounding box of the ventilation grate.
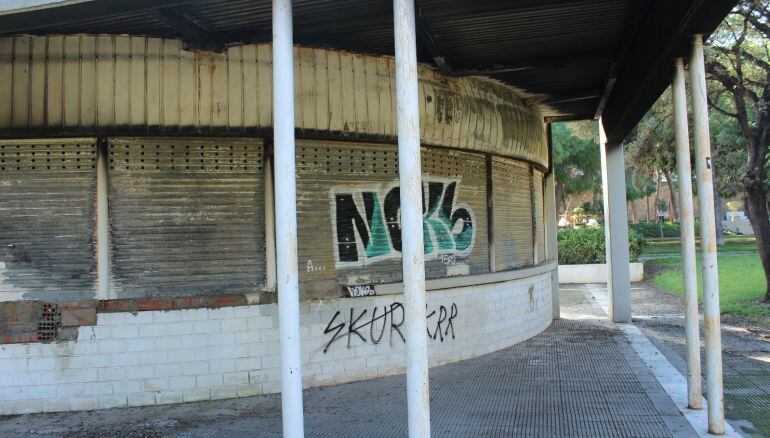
[0,142,96,172]
[37,303,61,341]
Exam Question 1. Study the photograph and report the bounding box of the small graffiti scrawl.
[332,177,475,267]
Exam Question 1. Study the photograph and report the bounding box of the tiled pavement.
[0,287,700,437]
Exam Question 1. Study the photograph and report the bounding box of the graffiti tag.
[345,284,376,297]
[332,178,475,267]
[323,302,458,353]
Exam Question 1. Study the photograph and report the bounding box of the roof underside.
[0,0,737,143]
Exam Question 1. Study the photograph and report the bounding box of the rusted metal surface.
[106,137,266,298]
[491,157,532,271]
[0,138,97,302]
[672,57,702,410]
[0,35,548,169]
[690,34,725,435]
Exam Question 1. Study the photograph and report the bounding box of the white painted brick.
[111,352,140,367]
[208,307,234,319]
[98,313,126,326]
[13,399,42,414]
[236,385,262,397]
[210,386,238,400]
[207,332,234,346]
[139,324,166,338]
[125,338,155,352]
[28,357,57,371]
[154,311,182,323]
[220,344,249,359]
[111,325,139,339]
[195,373,223,388]
[181,335,207,349]
[154,363,182,378]
[0,358,28,372]
[209,359,236,374]
[235,331,260,345]
[182,388,210,402]
[56,383,86,398]
[233,306,261,318]
[220,318,248,332]
[98,367,126,382]
[260,328,280,342]
[97,340,125,354]
[179,308,208,321]
[98,394,127,409]
[168,376,196,390]
[261,355,280,369]
[223,371,249,386]
[142,378,168,392]
[154,337,182,350]
[83,382,113,396]
[125,365,154,380]
[247,316,273,330]
[193,320,220,334]
[69,341,98,357]
[155,391,184,405]
[182,361,209,376]
[125,311,154,325]
[92,326,112,340]
[139,350,167,365]
[165,322,194,336]
[116,380,142,394]
[235,357,261,372]
[127,391,156,407]
[41,398,69,413]
[67,397,99,411]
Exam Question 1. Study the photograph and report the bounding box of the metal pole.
[272,0,304,436]
[672,57,702,410]
[690,34,724,434]
[393,0,431,436]
[599,119,632,323]
[96,141,111,299]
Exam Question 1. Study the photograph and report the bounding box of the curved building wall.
[0,35,555,414]
[0,35,547,168]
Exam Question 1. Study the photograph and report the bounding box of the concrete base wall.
[558,263,644,284]
[0,270,553,415]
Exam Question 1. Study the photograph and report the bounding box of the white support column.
[393,0,431,436]
[690,34,724,434]
[672,57,702,410]
[96,141,111,299]
[272,0,304,436]
[544,124,560,320]
[599,119,631,323]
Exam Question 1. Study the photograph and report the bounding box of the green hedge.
[628,221,701,238]
[558,226,649,264]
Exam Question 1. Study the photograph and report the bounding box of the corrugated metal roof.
[0,0,739,141]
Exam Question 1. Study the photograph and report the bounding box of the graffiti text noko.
[332,177,475,267]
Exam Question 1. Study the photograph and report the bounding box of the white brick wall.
[0,271,552,415]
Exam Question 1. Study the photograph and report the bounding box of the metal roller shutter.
[492,156,532,271]
[0,138,96,301]
[107,138,265,298]
[296,140,489,298]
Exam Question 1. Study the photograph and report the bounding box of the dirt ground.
[630,279,770,437]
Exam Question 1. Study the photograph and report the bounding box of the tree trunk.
[743,183,770,301]
[664,169,679,223]
[646,195,651,222]
[712,171,726,246]
[555,182,565,216]
[629,201,638,223]
[653,175,661,222]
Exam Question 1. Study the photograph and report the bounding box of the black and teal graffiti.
[332,178,475,266]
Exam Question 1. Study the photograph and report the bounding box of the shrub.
[558,226,649,264]
[628,221,700,238]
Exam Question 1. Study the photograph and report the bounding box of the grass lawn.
[648,254,770,318]
[642,236,758,255]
